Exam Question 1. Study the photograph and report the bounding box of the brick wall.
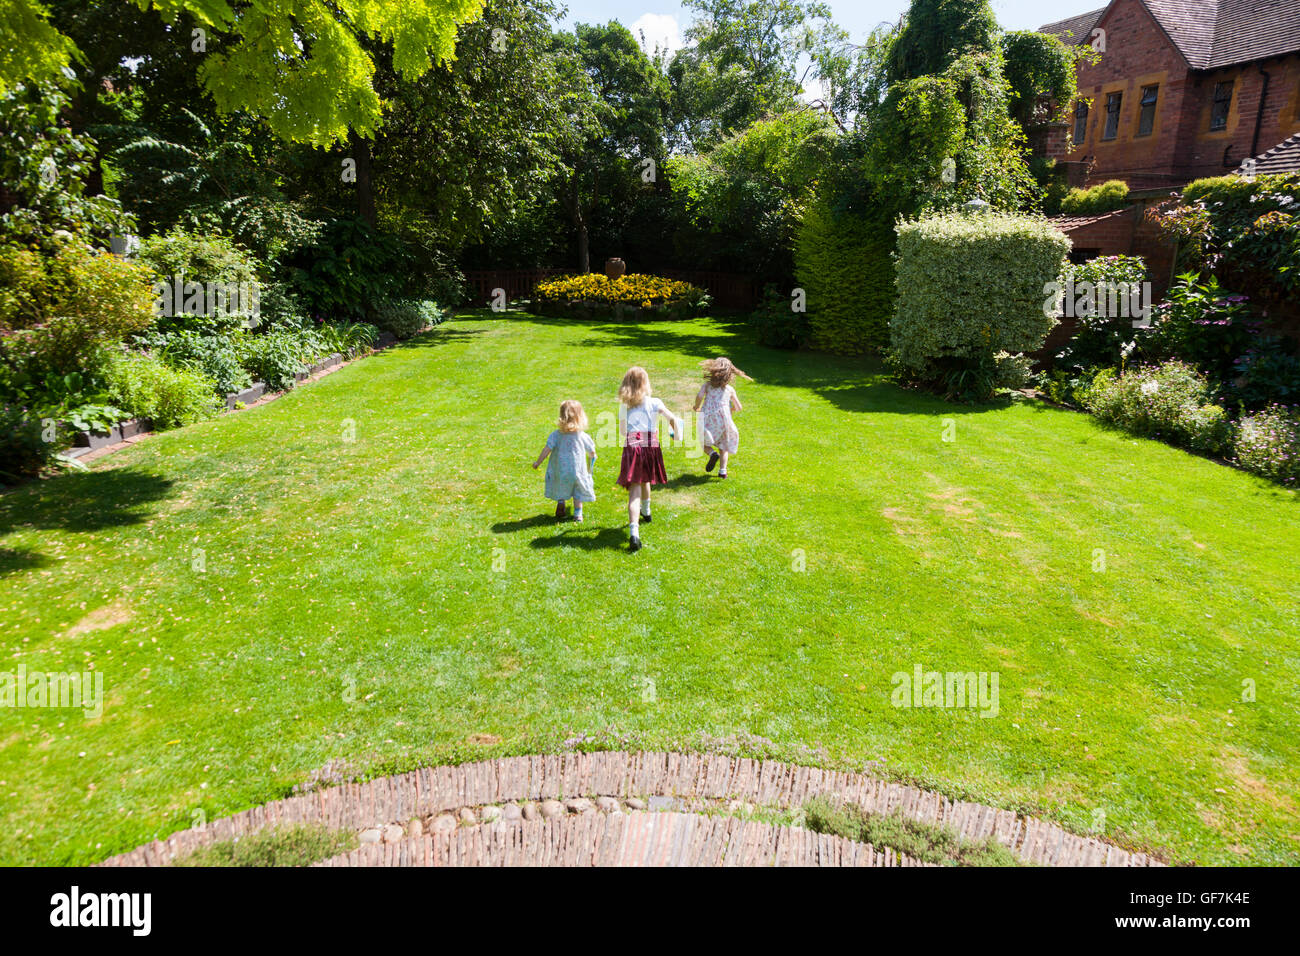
[1037,198,1179,361]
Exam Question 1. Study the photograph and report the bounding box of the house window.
[1073,100,1089,144]
[1103,92,1122,140]
[1138,85,1159,136]
[1211,81,1233,131]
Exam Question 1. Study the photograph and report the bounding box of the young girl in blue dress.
[533,400,597,521]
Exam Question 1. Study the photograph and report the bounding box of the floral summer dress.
[699,384,739,454]
[544,430,597,503]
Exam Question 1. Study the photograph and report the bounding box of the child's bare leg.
[628,485,642,530]
[641,482,651,515]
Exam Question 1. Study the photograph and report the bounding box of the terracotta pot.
[604,258,626,280]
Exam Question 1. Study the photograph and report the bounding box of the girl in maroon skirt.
[617,366,683,552]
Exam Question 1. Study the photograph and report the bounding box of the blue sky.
[557,0,1083,50]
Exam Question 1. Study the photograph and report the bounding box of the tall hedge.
[794,200,896,355]
[892,211,1071,372]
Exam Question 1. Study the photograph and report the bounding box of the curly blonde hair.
[619,366,652,406]
[558,399,588,433]
[701,357,752,389]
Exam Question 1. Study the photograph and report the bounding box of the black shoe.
[629,534,642,552]
[641,511,652,523]
[555,501,566,518]
[706,451,719,472]
[718,471,727,479]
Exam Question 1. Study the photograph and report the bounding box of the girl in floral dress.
[694,357,751,478]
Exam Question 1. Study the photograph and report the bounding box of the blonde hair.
[701,357,752,389]
[558,399,588,433]
[619,366,651,406]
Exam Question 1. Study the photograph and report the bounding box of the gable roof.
[1041,1,1300,69]
[1206,0,1300,69]
[1237,132,1300,177]
[1051,208,1132,233]
[1040,8,1107,45]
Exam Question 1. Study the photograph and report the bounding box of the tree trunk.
[569,171,590,273]
[349,130,377,227]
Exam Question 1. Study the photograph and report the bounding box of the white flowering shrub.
[1082,360,1232,455]
[891,212,1071,378]
[1233,405,1300,485]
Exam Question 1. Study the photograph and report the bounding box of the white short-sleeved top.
[623,397,667,434]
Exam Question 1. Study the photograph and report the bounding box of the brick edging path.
[99,751,1163,867]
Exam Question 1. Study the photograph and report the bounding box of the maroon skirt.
[617,431,668,487]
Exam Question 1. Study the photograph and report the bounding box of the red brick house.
[1027,0,1300,337]
[1040,0,1300,189]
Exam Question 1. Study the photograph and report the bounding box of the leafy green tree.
[5,0,487,145]
[553,21,669,272]
[369,0,581,253]
[886,0,998,84]
[1000,30,1079,129]
[0,84,133,252]
[793,0,1040,355]
[668,109,834,277]
[668,0,845,151]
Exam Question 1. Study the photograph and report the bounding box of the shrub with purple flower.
[1234,405,1300,485]
[1145,274,1261,390]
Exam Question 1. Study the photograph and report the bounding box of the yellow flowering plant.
[534,273,710,317]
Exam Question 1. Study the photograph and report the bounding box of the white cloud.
[630,13,682,56]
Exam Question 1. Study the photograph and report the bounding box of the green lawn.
[2,311,1298,865]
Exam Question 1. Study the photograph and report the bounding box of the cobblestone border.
[100,751,1162,867]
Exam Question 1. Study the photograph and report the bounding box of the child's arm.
[730,389,743,413]
[532,443,551,469]
[658,403,684,438]
[692,385,705,412]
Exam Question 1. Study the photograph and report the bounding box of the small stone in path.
[565,797,594,814]
[539,799,566,819]
[521,802,538,821]
[359,828,382,844]
[458,807,478,826]
[407,818,424,839]
[625,797,646,811]
[501,803,522,822]
[596,796,620,813]
[481,805,502,823]
[383,824,404,844]
[431,814,457,834]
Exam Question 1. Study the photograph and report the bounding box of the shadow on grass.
[0,547,51,576]
[387,326,495,349]
[528,525,628,551]
[0,467,175,576]
[490,513,560,534]
[659,472,711,489]
[562,318,998,418]
[441,309,1014,418]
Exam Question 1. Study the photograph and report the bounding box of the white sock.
[641,502,651,516]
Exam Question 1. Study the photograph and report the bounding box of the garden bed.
[534,300,699,321]
[57,332,409,468]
